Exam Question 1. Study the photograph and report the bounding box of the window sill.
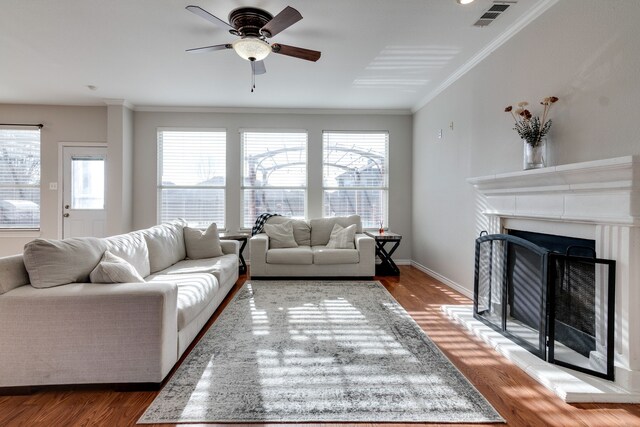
[0,230,41,238]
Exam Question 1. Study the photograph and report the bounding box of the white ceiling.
[1,0,543,111]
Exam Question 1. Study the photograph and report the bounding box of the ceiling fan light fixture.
[457,0,475,4]
[232,37,271,61]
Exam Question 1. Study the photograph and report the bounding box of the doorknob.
[64,205,70,209]
[63,213,70,217]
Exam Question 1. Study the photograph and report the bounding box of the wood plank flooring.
[1,266,639,426]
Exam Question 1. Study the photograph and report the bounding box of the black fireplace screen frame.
[473,233,616,381]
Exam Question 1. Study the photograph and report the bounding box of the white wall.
[412,0,640,294]
[133,110,414,260]
[0,104,107,256]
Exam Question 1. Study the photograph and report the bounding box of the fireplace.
[464,155,640,400]
[474,231,615,380]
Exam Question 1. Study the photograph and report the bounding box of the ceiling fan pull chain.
[251,61,256,92]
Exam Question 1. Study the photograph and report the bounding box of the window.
[0,128,40,229]
[241,131,307,228]
[322,131,388,228]
[158,130,226,228]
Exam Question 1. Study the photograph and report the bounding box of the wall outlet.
[49,182,58,190]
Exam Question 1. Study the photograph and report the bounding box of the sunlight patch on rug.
[138,280,503,423]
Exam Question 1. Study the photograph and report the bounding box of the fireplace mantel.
[461,155,640,401]
[467,156,640,225]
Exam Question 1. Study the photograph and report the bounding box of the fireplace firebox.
[474,231,616,380]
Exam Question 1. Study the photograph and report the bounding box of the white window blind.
[0,128,40,229]
[241,131,307,228]
[158,130,226,228]
[322,131,389,229]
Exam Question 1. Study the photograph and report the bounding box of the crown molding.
[103,98,135,110]
[412,0,560,113]
[133,106,412,115]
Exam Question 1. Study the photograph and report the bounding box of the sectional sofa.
[0,219,239,389]
[250,215,375,277]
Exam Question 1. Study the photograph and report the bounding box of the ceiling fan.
[185,4,321,91]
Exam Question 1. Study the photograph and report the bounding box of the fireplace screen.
[474,233,616,380]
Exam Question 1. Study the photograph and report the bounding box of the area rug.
[138,280,504,423]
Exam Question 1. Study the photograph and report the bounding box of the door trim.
[57,142,107,238]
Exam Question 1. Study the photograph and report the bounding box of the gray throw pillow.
[264,222,298,248]
[325,223,356,249]
[90,250,146,284]
[184,223,224,259]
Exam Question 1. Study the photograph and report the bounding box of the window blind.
[0,129,40,229]
[322,131,389,228]
[158,130,226,228]
[241,131,307,228]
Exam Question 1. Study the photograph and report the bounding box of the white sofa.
[250,215,375,278]
[0,219,239,389]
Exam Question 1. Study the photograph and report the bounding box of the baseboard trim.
[410,261,473,299]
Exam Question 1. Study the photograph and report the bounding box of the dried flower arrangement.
[505,96,559,146]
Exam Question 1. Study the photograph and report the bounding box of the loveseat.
[0,219,239,388]
[250,215,375,278]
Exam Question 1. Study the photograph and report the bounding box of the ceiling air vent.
[473,1,516,27]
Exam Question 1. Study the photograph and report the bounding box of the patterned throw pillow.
[90,250,146,284]
[264,222,298,248]
[184,223,224,259]
[325,224,356,249]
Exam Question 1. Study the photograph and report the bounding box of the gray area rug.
[138,280,504,423]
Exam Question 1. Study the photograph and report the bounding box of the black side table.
[219,232,250,274]
[364,231,402,276]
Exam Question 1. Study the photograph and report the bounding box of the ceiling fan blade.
[271,44,321,62]
[253,60,267,75]
[186,44,232,53]
[186,5,234,30]
[260,6,303,38]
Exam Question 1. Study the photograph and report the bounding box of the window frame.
[157,128,227,228]
[240,129,309,229]
[0,126,41,231]
[321,130,389,229]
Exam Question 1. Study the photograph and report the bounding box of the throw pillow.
[184,223,224,259]
[90,250,146,284]
[325,223,357,249]
[264,222,298,248]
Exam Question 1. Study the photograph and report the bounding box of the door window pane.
[71,158,105,209]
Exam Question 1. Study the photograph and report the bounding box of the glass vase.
[523,138,547,170]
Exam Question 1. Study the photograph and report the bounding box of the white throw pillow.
[184,223,224,259]
[325,224,356,249]
[264,222,298,248]
[90,250,146,284]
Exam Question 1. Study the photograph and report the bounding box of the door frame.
[57,142,107,238]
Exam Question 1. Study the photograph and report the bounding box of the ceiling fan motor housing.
[228,7,273,37]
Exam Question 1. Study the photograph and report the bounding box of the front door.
[62,146,107,238]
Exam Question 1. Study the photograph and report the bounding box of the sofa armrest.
[249,234,269,276]
[221,239,240,256]
[355,234,376,274]
[0,281,179,387]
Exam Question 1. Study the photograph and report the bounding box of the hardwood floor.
[1,266,639,426]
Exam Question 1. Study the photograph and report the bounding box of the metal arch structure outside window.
[0,127,41,230]
[241,130,308,229]
[322,131,389,229]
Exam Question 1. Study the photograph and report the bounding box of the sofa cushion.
[266,247,313,264]
[104,231,150,277]
[312,247,360,264]
[325,224,357,249]
[143,219,187,274]
[0,255,30,295]
[310,215,362,246]
[264,222,298,249]
[150,254,238,289]
[148,273,218,330]
[23,237,107,288]
[265,216,311,246]
[184,223,223,259]
[90,251,146,284]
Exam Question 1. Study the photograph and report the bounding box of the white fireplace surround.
[460,155,640,402]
